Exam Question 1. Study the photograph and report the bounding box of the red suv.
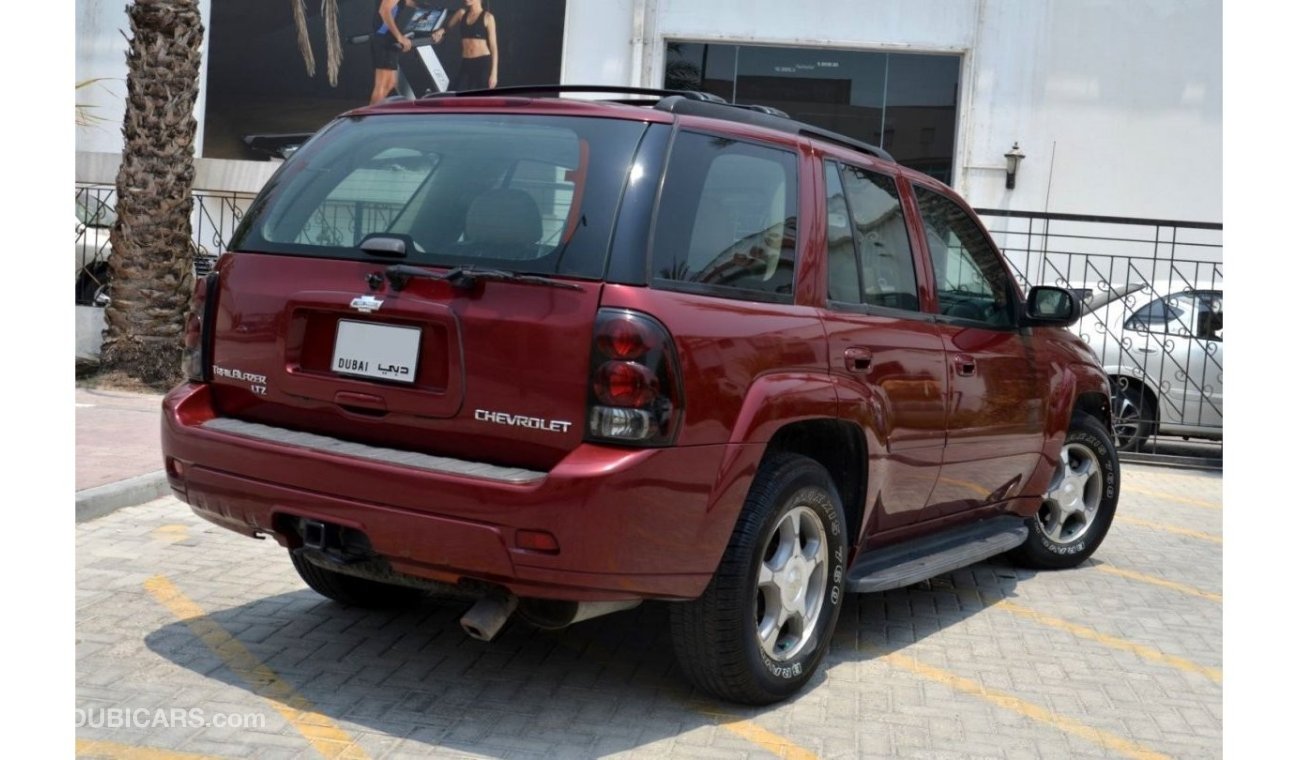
[162,86,1119,704]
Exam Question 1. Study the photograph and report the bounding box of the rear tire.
[1012,414,1120,570]
[670,453,848,704]
[289,551,424,608]
[76,263,110,306]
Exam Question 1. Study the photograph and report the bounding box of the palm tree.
[101,0,204,386]
[291,0,343,86]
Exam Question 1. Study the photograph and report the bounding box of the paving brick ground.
[75,463,1221,759]
[75,387,164,491]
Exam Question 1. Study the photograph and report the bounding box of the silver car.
[76,195,114,306]
[1073,283,1223,450]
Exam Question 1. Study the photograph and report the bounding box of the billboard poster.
[203,1,568,161]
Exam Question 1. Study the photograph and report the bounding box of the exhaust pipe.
[460,595,518,641]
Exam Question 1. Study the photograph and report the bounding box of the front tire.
[670,453,848,704]
[1112,379,1155,452]
[1013,414,1120,569]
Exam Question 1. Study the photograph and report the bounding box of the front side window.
[651,132,798,300]
[914,185,1016,327]
[231,114,647,278]
[825,161,920,311]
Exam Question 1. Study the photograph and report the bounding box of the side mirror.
[1024,286,1081,326]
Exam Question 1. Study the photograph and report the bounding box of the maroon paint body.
[161,96,1111,603]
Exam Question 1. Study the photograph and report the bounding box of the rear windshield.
[231,113,648,279]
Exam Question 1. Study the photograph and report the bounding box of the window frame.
[822,158,925,318]
[1124,290,1222,342]
[907,178,1023,330]
[646,125,802,305]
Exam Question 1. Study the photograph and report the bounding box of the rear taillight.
[586,309,683,446]
[182,272,219,383]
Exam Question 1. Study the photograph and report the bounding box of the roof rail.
[653,96,895,163]
[423,84,726,102]
[420,84,895,164]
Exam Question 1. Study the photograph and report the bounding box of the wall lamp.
[1004,142,1026,189]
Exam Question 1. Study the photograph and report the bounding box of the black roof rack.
[421,84,895,164]
[654,96,895,163]
[423,84,727,103]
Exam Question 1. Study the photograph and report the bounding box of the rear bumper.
[162,383,754,601]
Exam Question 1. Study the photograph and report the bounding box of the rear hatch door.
[206,110,651,473]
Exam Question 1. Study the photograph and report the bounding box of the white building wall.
[75,0,1220,224]
[76,0,214,157]
[564,0,1222,223]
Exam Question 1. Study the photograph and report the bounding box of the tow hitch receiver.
[297,518,369,565]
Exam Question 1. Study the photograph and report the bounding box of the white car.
[1074,282,1223,450]
[76,195,114,305]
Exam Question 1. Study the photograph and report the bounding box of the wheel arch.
[1110,373,1161,424]
[762,419,868,550]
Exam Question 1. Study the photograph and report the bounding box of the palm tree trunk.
[102,0,204,387]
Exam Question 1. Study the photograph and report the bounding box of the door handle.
[1137,347,1157,353]
[954,354,977,377]
[844,347,873,373]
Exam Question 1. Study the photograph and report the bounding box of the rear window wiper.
[384,264,583,292]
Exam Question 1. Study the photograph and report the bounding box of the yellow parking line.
[144,576,371,760]
[877,651,1169,760]
[75,739,226,759]
[1123,485,1221,510]
[992,600,1221,683]
[150,525,190,544]
[1095,565,1222,603]
[698,710,819,760]
[1115,515,1222,544]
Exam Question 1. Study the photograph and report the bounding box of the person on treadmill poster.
[370,0,420,104]
[431,0,499,90]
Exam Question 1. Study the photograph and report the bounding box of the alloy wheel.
[754,505,829,662]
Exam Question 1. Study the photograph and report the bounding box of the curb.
[76,471,171,523]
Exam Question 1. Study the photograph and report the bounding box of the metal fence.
[74,184,257,305]
[978,209,1223,467]
[74,185,1222,465]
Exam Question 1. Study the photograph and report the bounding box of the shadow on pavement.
[143,560,1026,756]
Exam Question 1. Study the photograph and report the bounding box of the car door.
[818,159,948,533]
[908,181,1048,516]
[1122,289,1223,429]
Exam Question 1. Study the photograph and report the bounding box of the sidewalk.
[75,385,168,521]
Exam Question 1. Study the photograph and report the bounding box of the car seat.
[463,188,543,259]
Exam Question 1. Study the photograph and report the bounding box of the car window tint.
[1199,292,1223,340]
[1126,291,1221,340]
[652,132,798,299]
[837,163,919,311]
[302,148,440,248]
[824,162,860,302]
[914,185,1015,327]
[235,114,645,278]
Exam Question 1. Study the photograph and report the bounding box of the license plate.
[332,320,421,383]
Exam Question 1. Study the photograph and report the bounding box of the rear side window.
[231,114,647,279]
[651,132,798,301]
[825,161,920,312]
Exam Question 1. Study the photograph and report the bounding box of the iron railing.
[74,184,258,304]
[977,208,1223,467]
[73,185,1222,465]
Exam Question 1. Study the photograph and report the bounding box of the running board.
[847,516,1029,593]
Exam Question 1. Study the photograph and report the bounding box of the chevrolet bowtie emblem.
[349,295,384,313]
